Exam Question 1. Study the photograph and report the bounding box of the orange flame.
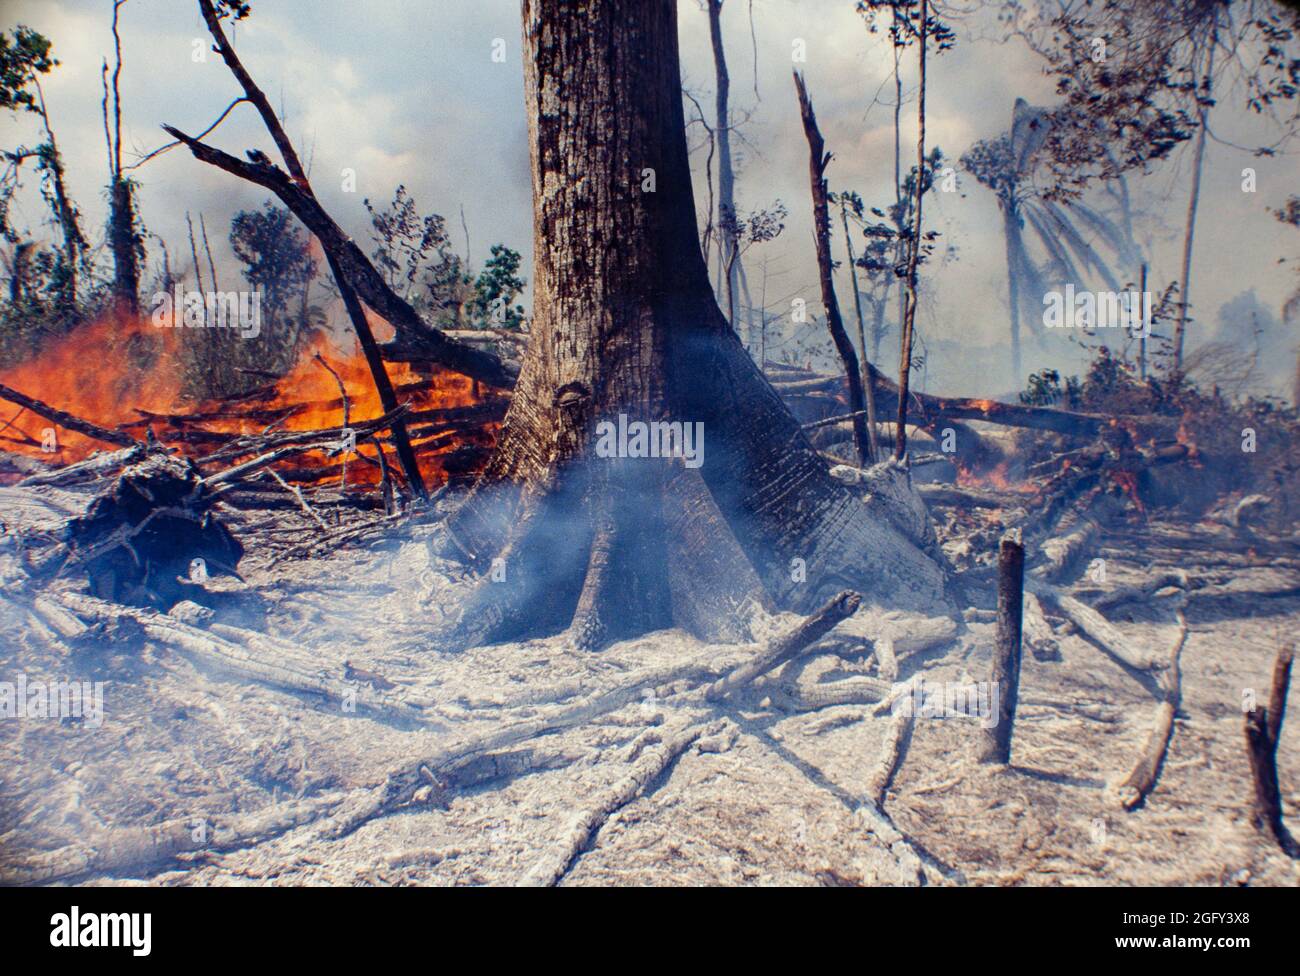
[0,312,500,489]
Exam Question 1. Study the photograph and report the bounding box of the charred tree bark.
[978,533,1023,764]
[443,0,947,651]
[105,1,138,319]
[793,72,871,467]
[108,178,139,318]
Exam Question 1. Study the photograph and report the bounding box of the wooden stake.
[979,532,1024,764]
[1244,644,1298,857]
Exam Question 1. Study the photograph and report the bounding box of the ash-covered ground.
[1,474,1298,887]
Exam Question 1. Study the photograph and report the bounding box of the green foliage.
[0,26,55,115]
[230,201,316,315]
[469,244,527,331]
[363,185,468,326]
[856,1,956,53]
[1019,367,1079,408]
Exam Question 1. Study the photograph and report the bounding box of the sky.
[1,0,1297,396]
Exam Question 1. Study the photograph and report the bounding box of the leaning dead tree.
[439,0,947,651]
[794,72,872,466]
[162,2,515,393]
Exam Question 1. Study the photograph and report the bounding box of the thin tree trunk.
[1003,204,1023,386]
[794,72,871,466]
[708,0,740,330]
[978,533,1024,764]
[1173,28,1217,373]
[105,0,138,319]
[108,179,139,318]
[893,6,906,344]
[895,0,928,462]
[840,200,879,461]
[31,75,83,311]
[184,0,427,497]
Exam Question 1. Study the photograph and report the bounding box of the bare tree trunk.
[892,6,906,344]
[794,72,871,466]
[178,0,428,497]
[31,75,84,312]
[105,0,138,319]
[442,0,947,651]
[708,0,741,330]
[1173,28,1217,373]
[840,199,879,461]
[108,179,139,318]
[978,533,1024,764]
[895,0,928,462]
[1003,205,1023,386]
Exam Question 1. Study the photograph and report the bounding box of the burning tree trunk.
[442,0,947,651]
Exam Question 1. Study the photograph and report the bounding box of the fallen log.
[705,591,861,701]
[16,445,146,488]
[517,718,727,886]
[318,592,864,841]
[1112,613,1189,810]
[0,789,350,886]
[58,592,429,727]
[1021,592,1061,662]
[1031,586,1164,699]
[865,709,915,809]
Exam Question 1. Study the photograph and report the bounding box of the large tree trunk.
[443,0,948,651]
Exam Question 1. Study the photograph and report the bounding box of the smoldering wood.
[64,453,244,608]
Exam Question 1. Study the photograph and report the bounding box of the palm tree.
[962,99,1139,385]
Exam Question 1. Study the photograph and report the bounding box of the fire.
[955,459,1034,494]
[0,315,182,462]
[0,312,502,490]
[1110,470,1146,516]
